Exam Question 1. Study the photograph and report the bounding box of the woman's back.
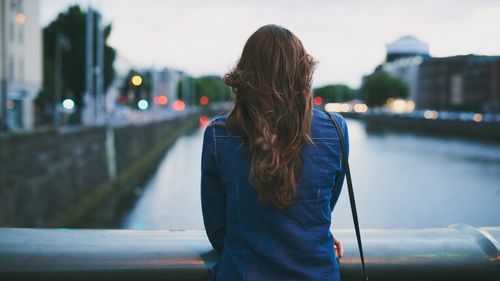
[201,108,348,281]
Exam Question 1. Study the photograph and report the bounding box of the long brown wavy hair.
[223,24,316,209]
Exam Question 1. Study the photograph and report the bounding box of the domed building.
[379,35,431,105]
[363,35,500,112]
[386,35,430,62]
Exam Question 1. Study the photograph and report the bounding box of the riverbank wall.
[0,113,201,228]
[342,112,500,141]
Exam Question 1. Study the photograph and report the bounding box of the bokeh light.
[137,99,149,110]
[15,13,26,24]
[200,96,209,106]
[173,100,186,112]
[158,95,168,106]
[131,75,143,87]
[424,110,439,119]
[313,96,323,106]
[199,115,211,128]
[62,99,75,110]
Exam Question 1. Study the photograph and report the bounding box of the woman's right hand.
[333,236,343,258]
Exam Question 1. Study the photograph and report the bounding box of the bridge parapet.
[0,224,499,280]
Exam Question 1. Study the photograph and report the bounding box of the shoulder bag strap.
[325,111,369,281]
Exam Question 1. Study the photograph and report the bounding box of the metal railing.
[0,224,499,281]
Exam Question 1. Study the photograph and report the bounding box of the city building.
[385,35,430,62]
[156,68,187,110]
[363,35,500,113]
[418,55,500,112]
[0,0,42,131]
[382,35,431,105]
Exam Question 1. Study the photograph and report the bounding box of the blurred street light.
[200,96,209,106]
[353,103,368,113]
[15,13,26,24]
[155,95,168,106]
[53,33,71,126]
[473,113,483,122]
[62,99,75,110]
[173,100,185,112]
[313,96,323,106]
[424,110,439,120]
[387,98,415,113]
[131,75,143,87]
[137,99,149,110]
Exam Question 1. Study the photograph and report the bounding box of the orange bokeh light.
[157,95,168,106]
[173,100,186,112]
[16,13,26,24]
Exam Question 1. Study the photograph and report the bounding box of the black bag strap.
[325,111,369,281]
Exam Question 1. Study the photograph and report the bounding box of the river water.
[121,119,500,230]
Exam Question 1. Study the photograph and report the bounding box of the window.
[450,74,464,106]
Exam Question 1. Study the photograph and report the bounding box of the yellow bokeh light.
[340,103,352,112]
[131,75,143,86]
[392,99,407,113]
[324,103,343,113]
[353,103,368,113]
[406,101,416,112]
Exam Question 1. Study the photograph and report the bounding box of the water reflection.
[122,119,500,230]
[121,129,204,230]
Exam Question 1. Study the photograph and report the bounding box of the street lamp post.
[0,2,9,131]
[53,33,71,126]
[95,11,104,125]
[85,6,94,125]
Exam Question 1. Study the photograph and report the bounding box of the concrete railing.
[0,224,499,281]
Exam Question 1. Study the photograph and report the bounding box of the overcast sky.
[40,0,500,87]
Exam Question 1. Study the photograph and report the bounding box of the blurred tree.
[313,84,356,103]
[176,76,195,101]
[36,5,116,122]
[177,75,231,105]
[195,76,231,103]
[361,71,408,107]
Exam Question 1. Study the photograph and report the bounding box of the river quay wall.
[0,113,200,227]
[342,112,500,141]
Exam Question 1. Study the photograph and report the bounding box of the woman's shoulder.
[204,113,231,137]
[312,108,345,123]
[209,113,229,125]
[311,108,347,139]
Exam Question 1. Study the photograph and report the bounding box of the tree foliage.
[37,5,116,119]
[313,84,356,103]
[177,75,231,105]
[361,71,408,106]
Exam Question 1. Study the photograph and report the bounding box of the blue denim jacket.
[201,108,348,281]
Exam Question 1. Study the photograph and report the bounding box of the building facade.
[418,55,500,112]
[382,36,430,105]
[0,0,42,131]
[156,68,185,110]
[364,35,500,113]
[385,35,430,62]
